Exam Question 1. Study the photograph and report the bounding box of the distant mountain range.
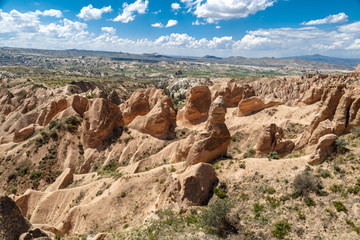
[282,54,360,68]
[0,47,358,70]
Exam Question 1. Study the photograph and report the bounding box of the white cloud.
[166,19,178,28]
[113,0,149,23]
[216,26,221,29]
[171,3,181,11]
[347,39,360,50]
[302,12,348,25]
[77,5,112,21]
[39,19,88,38]
[339,21,360,34]
[151,22,163,28]
[40,9,63,18]
[101,27,116,34]
[0,9,40,33]
[183,0,275,22]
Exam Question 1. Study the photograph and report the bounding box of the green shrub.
[10,187,17,194]
[330,184,341,193]
[49,120,57,130]
[266,187,276,194]
[346,219,360,234]
[266,196,280,208]
[293,171,321,197]
[253,202,264,218]
[214,187,227,199]
[335,137,348,154]
[201,198,233,235]
[239,162,246,169]
[50,130,58,140]
[7,172,17,182]
[121,191,126,198]
[333,201,347,212]
[96,190,103,196]
[267,151,280,160]
[29,171,42,180]
[304,197,316,207]
[213,163,220,170]
[272,221,291,239]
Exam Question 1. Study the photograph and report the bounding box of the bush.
[272,221,291,239]
[253,202,264,218]
[293,171,321,197]
[304,197,316,207]
[201,198,233,235]
[335,137,348,154]
[121,191,126,198]
[7,172,17,183]
[213,187,227,199]
[333,201,347,212]
[267,151,280,160]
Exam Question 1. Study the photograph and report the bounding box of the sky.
[0,0,360,58]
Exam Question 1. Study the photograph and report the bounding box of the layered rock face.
[256,124,294,156]
[308,134,338,165]
[0,195,31,240]
[238,97,283,117]
[120,88,166,125]
[128,96,176,139]
[177,86,211,126]
[82,98,124,148]
[210,80,255,107]
[186,96,230,166]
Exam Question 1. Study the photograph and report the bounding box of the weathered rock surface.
[157,163,218,211]
[0,195,31,240]
[302,87,323,105]
[129,96,176,139]
[13,126,35,143]
[186,96,230,166]
[256,124,294,156]
[19,228,50,240]
[45,168,74,192]
[356,63,360,73]
[177,86,212,126]
[210,80,255,107]
[238,97,283,117]
[308,134,337,165]
[120,88,166,125]
[82,98,124,148]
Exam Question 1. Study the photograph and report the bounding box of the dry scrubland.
[0,58,360,240]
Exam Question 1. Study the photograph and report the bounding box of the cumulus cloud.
[113,0,149,23]
[184,0,276,22]
[101,27,116,34]
[302,12,348,25]
[40,9,63,18]
[77,5,112,21]
[0,9,40,33]
[338,21,360,34]
[166,19,178,28]
[151,22,164,28]
[171,3,181,11]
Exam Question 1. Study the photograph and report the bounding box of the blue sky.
[0,0,360,58]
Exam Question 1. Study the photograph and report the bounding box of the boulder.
[186,96,230,166]
[120,88,165,125]
[302,87,323,105]
[157,163,218,211]
[238,97,283,117]
[13,126,35,143]
[308,134,337,165]
[210,80,255,107]
[82,98,124,148]
[0,195,31,240]
[128,96,176,139]
[177,86,212,126]
[256,124,294,156]
[45,168,74,192]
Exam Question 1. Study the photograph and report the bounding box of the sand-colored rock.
[157,163,217,211]
[210,80,255,107]
[13,126,35,143]
[256,123,294,156]
[45,168,74,192]
[302,87,323,105]
[68,95,89,118]
[120,88,166,125]
[355,63,360,73]
[83,98,124,148]
[177,86,212,126]
[42,98,69,126]
[108,90,121,105]
[0,195,31,240]
[308,119,333,145]
[129,96,176,139]
[186,96,230,166]
[347,97,360,130]
[308,134,337,165]
[238,97,283,117]
[333,93,354,135]
[19,228,50,240]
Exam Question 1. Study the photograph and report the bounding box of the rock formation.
[120,88,166,125]
[82,98,124,148]
[256,124,294,156]
[308,134,338,165]
[186,96,230,166]
[238,97,283,117]
[128,96,176,139]
[356,63,360,73]
[177,86,212,126]
[302,87,323,105]
[210,80,255,107]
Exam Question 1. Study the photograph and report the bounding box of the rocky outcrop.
[210,80,255,107]
[108,90,121,105]
[302,87,323,105]
[157,163,217,211]
[128,96,176,139]
[177,86,212,126]
[41,98,69,126]
[13,126,35,143]
[68,95,89,118]
[0,195,31,240]
[45,168,74,192]
[19,228,50,240]
[356,63,360,73]
[308,134,337,165]
[186,96,230,166]
[256,124,294,156]
[120,88,166,125]
[82,98,124,148]
[238,97,283,117]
